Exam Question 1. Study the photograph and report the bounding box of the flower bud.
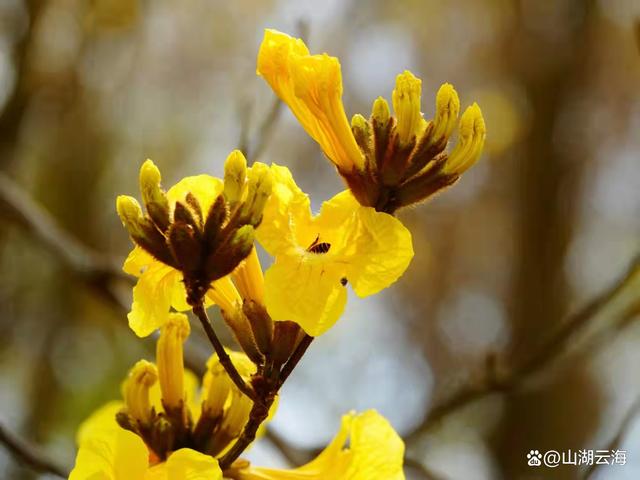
[123,360,158,425]
[371,96,390,126]
[431,83,460,145]
[116,195,144,236]
[224,150,248,204]
[392,71,425,146]
[201,358,232,418]
[156,313,190,411]
[220,392,252,439]
[242,163,273,226]
[444,103,486,175]
[351,114,372,158]
[139,159,171,232]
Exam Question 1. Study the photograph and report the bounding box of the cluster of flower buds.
[116,155,273,307]
[115,313,266,461]
[344,72,485,213]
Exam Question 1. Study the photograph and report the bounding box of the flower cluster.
[70,28,485,479]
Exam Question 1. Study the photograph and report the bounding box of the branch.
[0,421,68,478]
[406,254,640,442]
[192,303,255,400]
[0,172,130,305]
[0,172,209,373]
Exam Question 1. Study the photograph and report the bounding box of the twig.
[192,303,255,400]
[406,254,640,442]
[0,422,68,478]
[582,397,640,479]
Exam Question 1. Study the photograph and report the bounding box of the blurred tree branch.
[0,421,68,478]
[405,254,640,443]
[0,171,209,372]
[0,172,130,305]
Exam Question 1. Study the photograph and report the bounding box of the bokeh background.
[1,0,640,479]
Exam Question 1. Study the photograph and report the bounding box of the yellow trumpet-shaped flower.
[257,29,486,213]
[233,410,405,480]
[257,29,364,173]
[257,165,413,336]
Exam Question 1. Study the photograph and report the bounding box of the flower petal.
[236,410,404,480]
[151,448,222,480]
[76,401,123,446]
[257,164,311,256]
[346,208,413,297]
[343,410,405,480]
[70,420,149,480]
[128,263,184,337]
[264,255,347,336]
[166,175,224,213]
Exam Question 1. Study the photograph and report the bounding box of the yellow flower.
[70,340,274,478]
[257,29,486,213]
[70,402,222,480]
[233,410,405,480]
[119,154,271,337]
[257,165,413,336]
[257,29,364,173]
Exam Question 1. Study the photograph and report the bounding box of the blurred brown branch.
[0,171,130,306]
[0,421,68,478]
[0,171,209,372]
[405,254,640,443]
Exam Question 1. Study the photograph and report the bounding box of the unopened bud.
[431,83,460,144]
[224,150,248,204]
[220,392,252,438]
[202,358,232,417]
[157,313,190,411]
[371,96,390,125]
[392,71,425,146]
[243,299,273,356]
[204,195,228,246]
[116,195,144,236]
[242,163,273,226]
[123,360,158,425]
[444,103,486,175]
[231,225,255,258]
[139,160,171,232]
[351,113,372,156]
[221,308,263,364]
